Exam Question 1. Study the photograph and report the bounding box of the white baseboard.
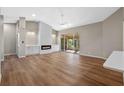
[79,52,107,60]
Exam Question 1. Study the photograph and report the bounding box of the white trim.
[79,52,107,60]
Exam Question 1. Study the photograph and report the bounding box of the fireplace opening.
[41,45,51,50]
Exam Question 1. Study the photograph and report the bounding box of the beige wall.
[79,22,103,57]
[102,8,123,58]
[59,8,123,58]
[123,8,124,20]
[59,22,103,58]
[4,23,16,55]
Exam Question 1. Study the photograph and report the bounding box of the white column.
[17,17,26,58]
[64,35,65,51]
[67,36,68,50]
[73,34,75,51]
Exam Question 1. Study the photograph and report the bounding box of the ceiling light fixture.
[27,32,35,35]
[61,23,72,28]
[59,8,71,28]
[32,14,36,17]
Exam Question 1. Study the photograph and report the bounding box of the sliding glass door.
[61,33,79,53]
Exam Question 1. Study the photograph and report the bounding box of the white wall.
[0,15,4,61]
[3,20,59,57]
[39,22,59,54]
[0,15,3,83]
[39,22,52,53]
[39,22,52,45]
[4,23,16,55]
[25,21,40,55]
[26,21,39,45]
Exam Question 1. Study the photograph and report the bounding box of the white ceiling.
[1,7,120,31]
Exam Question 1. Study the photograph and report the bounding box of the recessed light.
[32,14,36,17]
[27,32,35,35]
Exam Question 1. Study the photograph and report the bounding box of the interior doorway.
[61,33,79,53]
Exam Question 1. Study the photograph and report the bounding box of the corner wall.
[59,8,124,58]
[59,22,103,58]
[79,22,103,58]
[4,23,16,55]
[102,8,123,58]
[39,22,52,46]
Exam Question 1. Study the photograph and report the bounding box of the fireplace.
[41,45,51,50]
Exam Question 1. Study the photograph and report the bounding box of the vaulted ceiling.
[1,7,119,31]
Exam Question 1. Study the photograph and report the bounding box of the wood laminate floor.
[0,52,123,86]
